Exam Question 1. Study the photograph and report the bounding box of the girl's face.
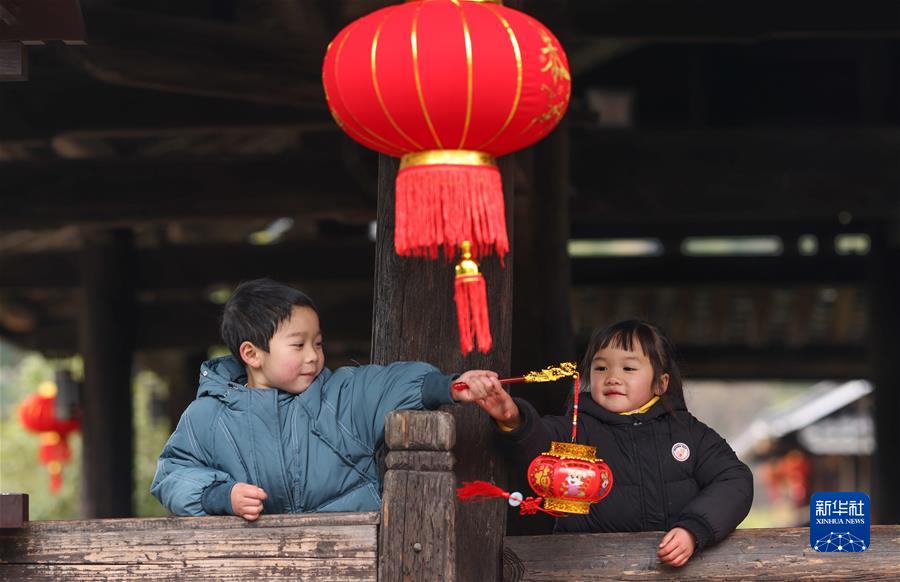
[589,341,668,413]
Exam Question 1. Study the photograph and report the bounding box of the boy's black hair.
[578,319,685,412]
[221,278,318,360]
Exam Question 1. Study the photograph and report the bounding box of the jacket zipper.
[273,394,296,512]
[630,417,648,530]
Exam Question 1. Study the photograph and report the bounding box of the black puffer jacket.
[500,396,753,550]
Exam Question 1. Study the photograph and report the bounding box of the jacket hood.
[197,356,248,398]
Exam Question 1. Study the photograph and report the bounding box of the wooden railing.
[3,410,900,581]
[503,526,900,580]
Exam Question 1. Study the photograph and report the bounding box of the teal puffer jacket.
[150,356,454,516]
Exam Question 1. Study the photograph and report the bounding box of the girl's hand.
[231,482,268,521]
[657,527,696,567]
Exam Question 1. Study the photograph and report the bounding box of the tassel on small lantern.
[454,240,493,355]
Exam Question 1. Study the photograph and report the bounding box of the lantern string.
[570,373,580,442]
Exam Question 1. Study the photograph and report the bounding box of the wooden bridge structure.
[4,0,900,579]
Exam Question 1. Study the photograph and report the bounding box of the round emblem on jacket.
[671,442,690,462]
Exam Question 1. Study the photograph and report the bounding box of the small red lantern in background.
[527,442,613,514]
[18,381,81,493]
[323,0,571,354]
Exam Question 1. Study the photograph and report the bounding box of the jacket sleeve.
[150,400,237,517]
[673,415,754,550]
[341,361,456,447]
[494,398,571,478]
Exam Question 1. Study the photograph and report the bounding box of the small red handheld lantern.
[457,364,614,516]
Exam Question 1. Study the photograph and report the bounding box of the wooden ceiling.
[2,0,899,377]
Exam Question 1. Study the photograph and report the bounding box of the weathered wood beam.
[572,255,866,286]
[503,526,900,581]
[572,129,900,227]
[2,294,373,354]
[0,512,379,580]
[0,157,374,229]
[0,242,375,289]
[72,3,325,107]
[564,0,900,40]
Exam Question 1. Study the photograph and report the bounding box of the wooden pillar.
[512,120,574,414]
[867,228,900,524]
[372,154,514,581]
[379,411,456,580]
[78,229,136,518]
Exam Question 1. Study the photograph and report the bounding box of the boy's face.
[589,341,667,413]
[256,306,325,394]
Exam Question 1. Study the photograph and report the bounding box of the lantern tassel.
[456,480,563,517]
[396,155,508,261]
[454,242,493,354]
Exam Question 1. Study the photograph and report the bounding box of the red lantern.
[323,0,571,354]
[526,442,613,514]
[18,381,80,493]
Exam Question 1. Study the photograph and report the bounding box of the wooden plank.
[0,243,375,289]
[571,129,900,227]
[0,42,26,81]
[572,255,866,286]
[0,561,374,582]
[372,151,514,581]
[503,526,900,581]
[569,0,900,40]
[71,5,322,107]
[0,494,28,528]
[77,229,136,518]
[0,0,85,43]
[0,513,378,581]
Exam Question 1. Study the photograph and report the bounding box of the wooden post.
[379,411,456,581]
[372,153,514,581]
[0,494,28,528]
[867,228,900,524]
[78,229,136,518]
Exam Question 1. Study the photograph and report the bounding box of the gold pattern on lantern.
[543,497,593,514]
[538,29,570,85]
[548,441,600,462]
[531,465,552,490]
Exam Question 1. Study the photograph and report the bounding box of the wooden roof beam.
[0,157,374,229]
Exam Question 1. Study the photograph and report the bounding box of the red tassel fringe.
[454,273,493,354]
[456,480,510,501]
[456,481,563,517]
[395,164,509,261]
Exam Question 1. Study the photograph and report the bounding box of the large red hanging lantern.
[18,381,81,493]
[323,0,571,354]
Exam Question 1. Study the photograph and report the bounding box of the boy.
[151,278,500,520]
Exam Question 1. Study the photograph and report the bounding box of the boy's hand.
[231,482,268,521]
[451,370,501,402]
[453,370,522,430]
[657,527,696,567]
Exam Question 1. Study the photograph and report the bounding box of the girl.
[476,320,753,567]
